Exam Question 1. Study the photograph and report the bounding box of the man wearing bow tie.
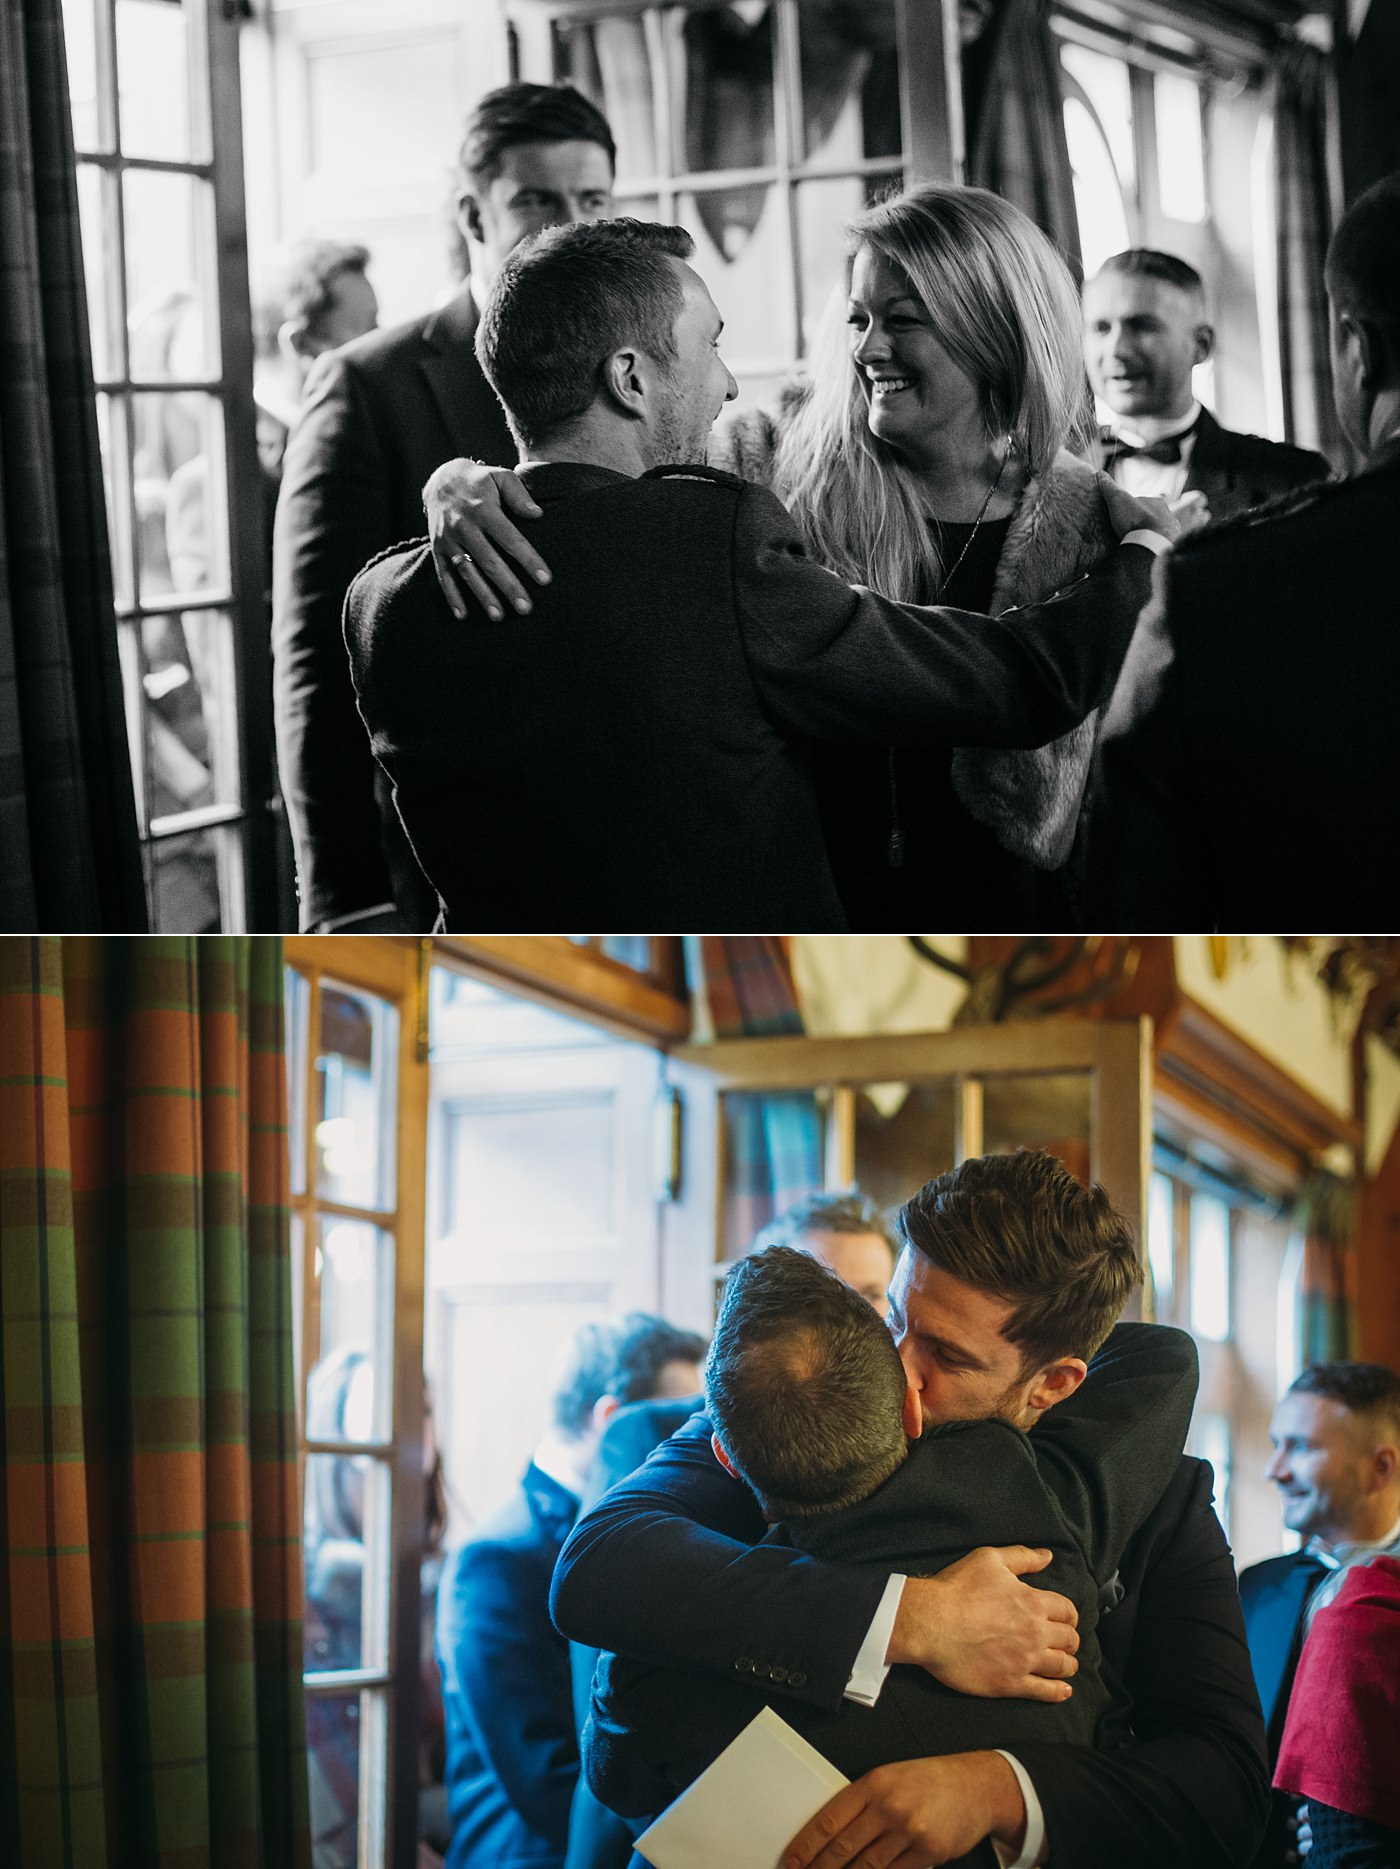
[1083,249,1329,527]
[1238,1363,1400,1869]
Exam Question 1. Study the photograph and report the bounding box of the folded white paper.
[635,1706,849,1869]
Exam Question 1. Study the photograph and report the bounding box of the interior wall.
[791,936,970,1036]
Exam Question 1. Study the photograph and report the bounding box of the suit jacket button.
[789,1671,806,1688]
[770,1666,788,1683]
[735,1657,754,1673]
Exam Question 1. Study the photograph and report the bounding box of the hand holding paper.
[635,1706,848,1869]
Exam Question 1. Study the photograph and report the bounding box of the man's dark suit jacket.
[436,1461,581,1869]
[581,1326,1197,1816]
[272,287,513,932]
[1181,408,1331,523]
[1084,436,1400,929]
[342,460,1153,932]
[565,1400,699,1869]
[1238,1550,1330,1869]
[553,1396,1269,1869]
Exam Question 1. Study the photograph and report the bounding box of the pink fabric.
[1274,1556,1400,1829]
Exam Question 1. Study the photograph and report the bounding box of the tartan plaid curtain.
[963,0,1082,279]
[0,0,146,930]
[1274,41,1346,466]
[0,936,310,1869]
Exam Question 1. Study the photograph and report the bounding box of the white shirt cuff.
[1120,528,1171,555]
[844,1573,906,1706]
[990,1753,1047,1869]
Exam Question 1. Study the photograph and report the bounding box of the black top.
[815,512,1034,931]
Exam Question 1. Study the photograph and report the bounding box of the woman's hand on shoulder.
[423,457,552,620]
[1099,477,1181,545]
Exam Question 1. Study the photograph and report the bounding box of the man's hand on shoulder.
[888,1546,1079,1701]
[785,1750,1027,1869]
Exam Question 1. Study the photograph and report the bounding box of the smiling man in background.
[1239,1362,1400,1869]
[1083,249,1329,528]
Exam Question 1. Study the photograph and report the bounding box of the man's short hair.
[552,1318,624,1438]
[610,1313,708,1406]
[252,238,371,359]
[1094,248,1206,306]
[705,1246,908,1520]
[1290,1362,1400,1443]
[1326,171,1400,345]
[478,219,694,449]
[458,81,616,192]
[897,1149,1141,1370]
[753,1188,898,1256]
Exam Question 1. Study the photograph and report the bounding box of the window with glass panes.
[522,0,917,407]
[61,0,273,931]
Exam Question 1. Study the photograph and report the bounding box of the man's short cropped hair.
[1094,248,1206,305]
[252,238,371,360]
[478,219,694,448]
[898,1149,1141,1370]
[1290,1362,1400,1442]
[552,1318,624,1438]
[753,1188,898,1257]
[705,1246,908,1520]
[458,81,616,192]
[1326,171,1400,343]
[610,1313,708,1405]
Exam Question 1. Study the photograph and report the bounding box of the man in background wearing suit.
[1084,172,1400,929]
[435,1313,703,1869]
[1083,248,1330,528]
[553,1151,1269,1869]
[272,82,615,932]
[1239,1362,1400,1869]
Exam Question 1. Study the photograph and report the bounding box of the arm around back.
[550,1413,883,1713]
[729,482,1153,750]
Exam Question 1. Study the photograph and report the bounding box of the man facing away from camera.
[552,1150,1269,1869]
[341,218,1170,933]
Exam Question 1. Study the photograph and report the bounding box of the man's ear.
[591,1393,620,1434]
[599,347,649,419]
[1336,309,1378,398]
[1193,319,1216,366]
[711,1432,743,1480]
[901,1374,923,1442]
[456,188,485,247]
[1025,1357,1088,1417]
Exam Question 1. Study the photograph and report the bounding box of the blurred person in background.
[272,81,616,935]
[436,1312,704,1869]
[1084,249,1329,531]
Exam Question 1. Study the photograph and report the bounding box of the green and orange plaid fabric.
[0,937,310,1869]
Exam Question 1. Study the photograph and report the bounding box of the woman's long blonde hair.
[773,184,1091,601]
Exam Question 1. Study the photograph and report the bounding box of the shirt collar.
[1110,400,1203,449]
[1306,1516,1400,1569]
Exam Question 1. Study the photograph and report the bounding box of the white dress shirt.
[1102,400,1203,503]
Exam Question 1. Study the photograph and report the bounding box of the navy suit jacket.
[554,1422,1268,1869]
[1238,1551,1330,1869]
[272,286,514,932]
[437,1462,581,1869]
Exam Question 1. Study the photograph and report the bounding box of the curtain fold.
[1295,1169,1356,1365]
[963,0,1082,276]
[0,936,309,1869]
[1274,41,1346,466]
[0,0,146,931]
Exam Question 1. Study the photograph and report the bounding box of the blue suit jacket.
[1238,1551,1330,1869]
[437,1462,581,1869]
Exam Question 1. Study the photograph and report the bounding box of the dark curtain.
[963,0,1082,277]
[1275,41,1347,466]
[0,0,146,931]
[0,935,309,1869]
[1294,1168,1356,1363]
